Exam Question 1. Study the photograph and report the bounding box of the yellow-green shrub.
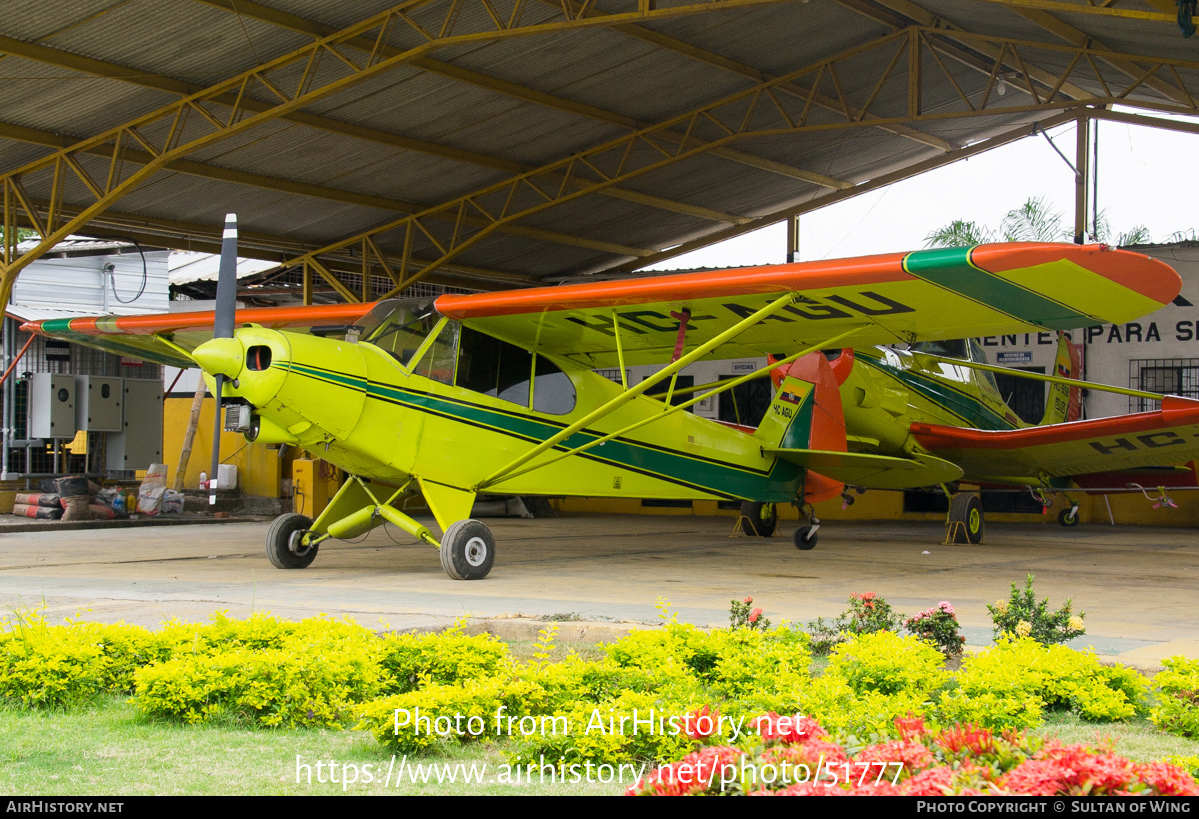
[356,676,547,754]
[376,627,509,694]
[1151,657,1199,739]
[935,688,1044,730]
[515,689,699,764]
[0,613,160,706]
[133,642,383,727]
[827,631,949,697]
[796,672,930,738]
[947,638,1141,725]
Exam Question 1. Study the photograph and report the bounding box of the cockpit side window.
[456,326,576,414]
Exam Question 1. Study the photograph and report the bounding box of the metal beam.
[967,0,1192,25]
[538,0,957,153]
[10,199,531,291]
[1003,5,1193,107]
[191,0,851,190]
[850,0,1094,101]
[2,0,793,313]
[611,109,1083,273]
[0,28,745,226]
[0,121,654,260]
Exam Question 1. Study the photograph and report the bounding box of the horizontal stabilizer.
[766,448,963,489]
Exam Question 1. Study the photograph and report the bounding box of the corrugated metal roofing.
[1,0,1196,291]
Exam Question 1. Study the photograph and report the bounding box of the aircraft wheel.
[1058,508,1080,527]
[948,494,984,544]
[440,519,495,580]
[793,525,818,551]
[266,513,318,569]
[739,502,778,537]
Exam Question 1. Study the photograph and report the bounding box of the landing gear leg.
[1058,499,1080,527]
[793,504,820,551]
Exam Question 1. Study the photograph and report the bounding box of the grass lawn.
[0,695,625,795]
[4,695,1198,796]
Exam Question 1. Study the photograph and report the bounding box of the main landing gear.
[946,493,984,544]
[263,475,497,580]
[739,501,779,537]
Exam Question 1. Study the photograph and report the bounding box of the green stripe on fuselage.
[286,362,803,500]
[902,247,1097,331]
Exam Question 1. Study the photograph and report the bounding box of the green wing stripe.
[903,247,1098,331]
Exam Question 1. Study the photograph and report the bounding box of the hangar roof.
[2,0,1198,304]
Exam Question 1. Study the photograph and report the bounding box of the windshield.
[360,298,441,366]
[911,339,968,359]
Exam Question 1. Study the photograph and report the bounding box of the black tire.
[948,494,984,544]
[440,519,495,580]
[793,525,818,550]
[1058,507,1079,527]
[739,501,778,537]
[266,513,317,569]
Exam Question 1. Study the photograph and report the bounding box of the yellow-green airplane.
[25,219,1198,579]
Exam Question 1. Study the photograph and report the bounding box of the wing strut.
[473,292,799,491]
[916,351,1165,403]
[481,325,864,488]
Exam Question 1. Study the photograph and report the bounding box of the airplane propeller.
[208,213,238,507]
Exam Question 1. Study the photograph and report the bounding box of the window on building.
[1129,359,1199,412]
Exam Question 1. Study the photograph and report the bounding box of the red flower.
[749,608,763,623]
[936,724,995,756]
[743,596,753,604]
[685,705,720,740]
[894,715,929,741]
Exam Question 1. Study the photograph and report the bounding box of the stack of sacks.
[10,476,124,521]
[11,491,64,520]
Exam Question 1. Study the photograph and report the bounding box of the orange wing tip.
[969,242,1182,306]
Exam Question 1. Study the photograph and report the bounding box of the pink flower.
[938,601,955,615]
[743,596,753,604]
[749,608,763,623]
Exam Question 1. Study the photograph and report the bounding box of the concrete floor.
[0,514,1195,667]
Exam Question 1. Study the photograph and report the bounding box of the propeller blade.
[210,213,237,505]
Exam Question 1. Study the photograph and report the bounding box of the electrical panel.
[28,373,77,439]
[75,376,123,432]
[105,379,163,471]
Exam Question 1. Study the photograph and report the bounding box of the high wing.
[22,243,1179,372]
[21,303,376,368]
[436,243,1179,367]
[910,396,1199,485]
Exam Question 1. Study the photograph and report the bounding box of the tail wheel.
[440,519,495,580]
[266,513,317,569]
[948,494,984,544]
[793,525,818,550]
[739,502,778,537]
[1058,507,1080,527]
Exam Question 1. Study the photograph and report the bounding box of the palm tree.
[924,197,1151,248]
